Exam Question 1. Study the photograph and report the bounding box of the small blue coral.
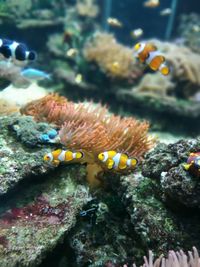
[40,129,58,143]
[40,134,50,143]
[47,129,58,139]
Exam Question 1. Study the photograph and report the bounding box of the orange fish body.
[133,42,170,76]
[137,43,157,63]
[98,151,138,171]
[44,149,84,166]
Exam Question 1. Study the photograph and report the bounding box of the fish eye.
[44,155,50,161]
[98,153,104,161]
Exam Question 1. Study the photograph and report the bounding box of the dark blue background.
[103,0,200,44]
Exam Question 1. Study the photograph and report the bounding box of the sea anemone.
[21,94,155,187]
[20,93,74,126]
[83,32,142,80]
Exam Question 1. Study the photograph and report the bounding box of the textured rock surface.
[1,114,200,267]
[0,115,57,195]
[0,167,89,267]
[106,171,200,262]
[0,114,90,267]
[142,139,200,208]
[106,173,188,253]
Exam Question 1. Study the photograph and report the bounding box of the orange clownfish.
[98,151,138,171]
[133,42,170,76]
[44,149,84,166]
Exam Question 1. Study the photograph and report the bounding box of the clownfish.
[98,151,138,171]
[133,42,170,76]
[183,152,200,178]
[0,38,36,62]
[44,149,84,166]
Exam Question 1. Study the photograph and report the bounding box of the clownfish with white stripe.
[0,38,36,62]
[98,151,138,171]
[43,149,84,166]
[133,42,170,76]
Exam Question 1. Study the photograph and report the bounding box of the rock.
[0,167,89,267]
[0,83,47,107]
[17,18,64,29]
[0,115,56,195]
[115,90,200,134]
[8,116,56,147]
[0,114,90,267]
[106,173,188,254]
[142,138,200,208]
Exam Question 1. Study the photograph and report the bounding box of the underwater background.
[0,0,200,267]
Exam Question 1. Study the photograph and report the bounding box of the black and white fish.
[0,38,36,62]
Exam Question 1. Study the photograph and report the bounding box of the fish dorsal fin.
[55,148,62,153]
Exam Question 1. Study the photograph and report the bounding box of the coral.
[21,94,155,186]
[0,60,28,87]
[153,39,200,86]
[5,0,32,19]
[0,166,89,267]
[106,172,192,255]
[47,33,69,57]
[83,32,142,80]
[0,113,91,266]
[0,83,47,107]
[124,39,200,100]
[137,247,200,267]
[178,13,200,54]
[20,93,73,126]
[132,73,175,98]
[76,0,99,18]
[0,115,58,195]
[0,99,19,115]
[104,247,200,267]
[142,138,200,209]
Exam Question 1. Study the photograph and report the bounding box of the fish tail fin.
[131,158,138,168]
[28,51,37,61]
[159,63,170,75]
[76,151,84,159]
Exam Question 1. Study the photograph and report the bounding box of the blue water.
[105,0,199,43]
